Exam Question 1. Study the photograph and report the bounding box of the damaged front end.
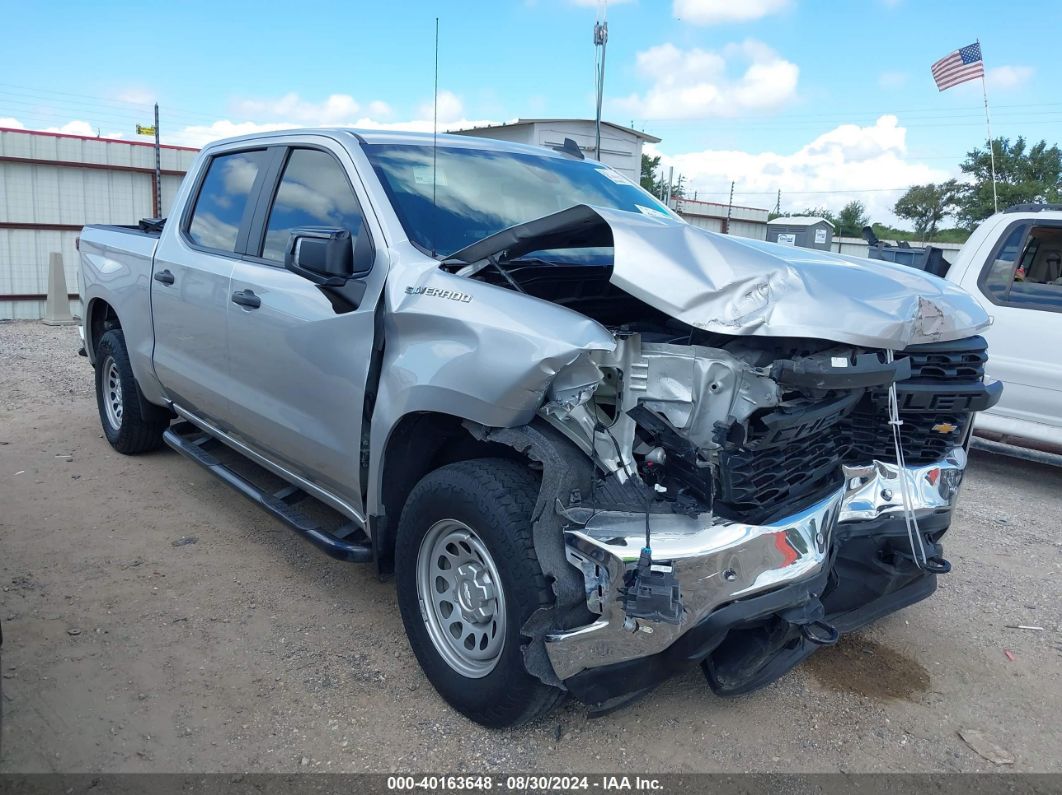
[446,205,1002,708]
[536,335,996,706]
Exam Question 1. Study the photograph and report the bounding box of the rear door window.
[186,150,269,252]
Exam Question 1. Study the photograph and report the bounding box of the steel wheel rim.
[102,356,123,431]
[416,518,506,678]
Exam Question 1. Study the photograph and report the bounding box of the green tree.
[957,136,1062,225]
[671,174,686,199]
[770,206,838,226]
[893,180,960,240]
[640,153,661,194]
[835,200,870,237]
[801,206,838,227]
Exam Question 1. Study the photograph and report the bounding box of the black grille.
[842,404,968,465]
[838,335,991,466]
[714,336,993,522]
[716,434,845,524]
[706,336,994,523]
[904,337,987,381]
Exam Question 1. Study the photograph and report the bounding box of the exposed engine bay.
[446,205,1002,703]
[465,250,997,526]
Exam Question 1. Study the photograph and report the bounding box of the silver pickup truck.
[79,128,1001,727]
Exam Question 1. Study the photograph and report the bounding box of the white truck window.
[981,223,1062,312]
[187,150,269,252]
[260,148,365,263]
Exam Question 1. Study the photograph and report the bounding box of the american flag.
[931,42,985,91]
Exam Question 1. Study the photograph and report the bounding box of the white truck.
[869,204,1062,456]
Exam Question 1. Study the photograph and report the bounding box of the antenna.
[593,8,608,163]
[432,17,440,257]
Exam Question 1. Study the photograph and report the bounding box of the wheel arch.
[371,412,536,575]
[85,297,122,364]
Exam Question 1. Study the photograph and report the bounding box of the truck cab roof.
[200,126,579,161]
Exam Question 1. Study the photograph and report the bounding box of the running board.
[163,424,373,563]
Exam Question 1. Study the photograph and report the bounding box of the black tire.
[94,329,168,455]
[395,458,565,728]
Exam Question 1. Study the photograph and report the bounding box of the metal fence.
[0,128,197,320]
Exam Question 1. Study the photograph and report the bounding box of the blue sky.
[2,0,1060,223]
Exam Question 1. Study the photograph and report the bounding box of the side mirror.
[285,227,354,285]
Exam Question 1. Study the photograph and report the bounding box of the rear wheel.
[94,329,168,454]
[395,459,565,728]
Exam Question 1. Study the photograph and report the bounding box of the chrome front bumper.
[839,446,966,523]
[545,448,968,681]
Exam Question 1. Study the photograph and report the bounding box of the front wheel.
[94,329,168,454]
[395,459,564,728]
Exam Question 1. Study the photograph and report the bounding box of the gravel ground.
[1,320,1060,774]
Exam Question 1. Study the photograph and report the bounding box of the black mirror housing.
[285,227,354,285]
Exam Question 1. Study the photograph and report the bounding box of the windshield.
[363,143,677,258]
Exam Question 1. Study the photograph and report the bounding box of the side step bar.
[163,424,373,563]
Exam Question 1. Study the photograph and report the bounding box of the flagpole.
[978,39,999,214]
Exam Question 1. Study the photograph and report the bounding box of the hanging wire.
[885,349,929,569]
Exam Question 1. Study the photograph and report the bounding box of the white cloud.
[229,92,401,125]
[163,112,503,149]
[615,40,798,119]
[947,64,1034,96]
[366,100,393,119]
[1,116,125,139]
[985,65,1034,91]
[568,0,634,5]
[46,120,101,137]
[40,120,125,139]
[418,90,464,124]
[657,115,951,224]
[164,120,293,147]
[232,92,364,124]
[138,90,479,146]
[673,0,790,25]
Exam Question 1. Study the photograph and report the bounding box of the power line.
[630,100,1062,125]
[0,83,224,124]
[643,115,1062,132]
[5,79,1062,133]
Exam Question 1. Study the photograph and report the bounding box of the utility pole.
[774,189,781,216]
[593,16,608,163]
[153,103,161,218]
[724,181,735,234]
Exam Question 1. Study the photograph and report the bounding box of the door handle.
[231,289,262,309]
[153,269,175,286]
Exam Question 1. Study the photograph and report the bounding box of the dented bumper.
[545,489,842,681]
[548,449,968,703]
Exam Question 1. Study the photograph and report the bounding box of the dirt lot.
[1,320,1060,774]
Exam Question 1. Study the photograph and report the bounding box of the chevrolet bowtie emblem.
[931,422,958,434]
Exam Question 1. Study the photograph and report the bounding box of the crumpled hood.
[448,205,991,350]
[593,206,989,349]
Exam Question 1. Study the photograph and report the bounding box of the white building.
[452,118,660,184]
[671,197,769,241]
[0,127,197,320]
